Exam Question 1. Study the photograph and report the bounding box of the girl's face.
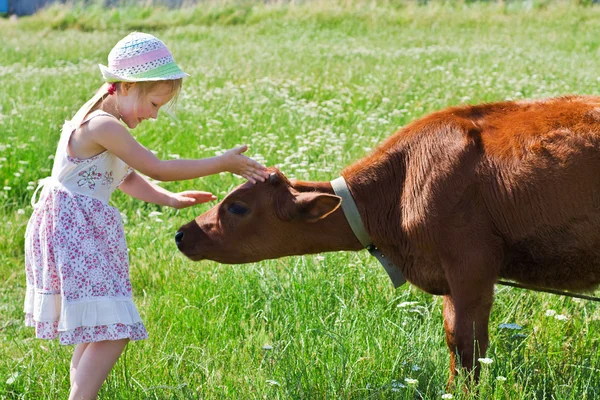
[119,82,177,129]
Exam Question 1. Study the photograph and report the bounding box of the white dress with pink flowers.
[24,110,148,345]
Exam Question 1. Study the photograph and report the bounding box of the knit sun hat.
[99,32,189,83]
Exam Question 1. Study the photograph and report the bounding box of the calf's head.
[176,168,360,264]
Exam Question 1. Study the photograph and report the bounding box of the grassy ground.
[2,1,600,399]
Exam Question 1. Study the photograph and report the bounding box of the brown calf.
[176,95,600,380]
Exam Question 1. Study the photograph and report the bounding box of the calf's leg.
[442,295,458,384]
[442,285,494,382]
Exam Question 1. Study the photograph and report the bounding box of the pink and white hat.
[99,32,189,82]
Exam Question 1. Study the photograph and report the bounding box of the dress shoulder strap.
[56,110,119,168]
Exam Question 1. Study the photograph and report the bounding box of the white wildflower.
[17,209,25,215]
[3,186,11,191]
[441,394,454,399]
[554,314,568,321]
[6,372,18,385]
[545,309,556,317]
[496,376,507,382]
[404,378,418,385]
[478,357,493,365]
[397,301,419,308]
[148,211,163,218]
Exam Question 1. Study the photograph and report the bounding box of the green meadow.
[2,1,600,398]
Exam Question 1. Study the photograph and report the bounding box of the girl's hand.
[170,190,217,209]
[221,145,269,184]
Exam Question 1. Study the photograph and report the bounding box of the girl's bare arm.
[118,171,216,209]
[86,116,268,183]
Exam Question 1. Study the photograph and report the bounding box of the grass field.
[2,1,600,398]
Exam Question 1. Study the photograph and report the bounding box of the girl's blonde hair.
[132,79,183,106]
[71,79,183,128]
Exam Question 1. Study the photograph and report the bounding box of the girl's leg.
[69,338,129,400]
[70,343,90,387]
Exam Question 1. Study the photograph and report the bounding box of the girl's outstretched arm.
[86,116,269,183]
[119,171,217,209]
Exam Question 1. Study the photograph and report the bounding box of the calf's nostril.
[175,231,184,245]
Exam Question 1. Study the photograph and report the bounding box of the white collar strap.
[330,176,406,289]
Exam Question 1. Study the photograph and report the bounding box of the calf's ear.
[296,192,342,222]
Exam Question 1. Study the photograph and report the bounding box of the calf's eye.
[227,202,249,216]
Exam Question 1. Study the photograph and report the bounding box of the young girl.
[24,32,269,400]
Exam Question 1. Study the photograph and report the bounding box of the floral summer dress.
[24,110,148,345]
